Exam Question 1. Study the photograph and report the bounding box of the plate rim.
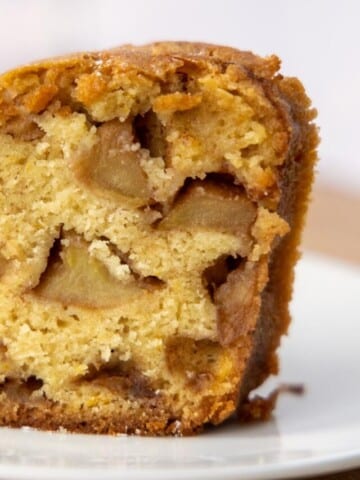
[0,447,359,480]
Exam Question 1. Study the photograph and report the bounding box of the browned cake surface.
[0,42,318,435]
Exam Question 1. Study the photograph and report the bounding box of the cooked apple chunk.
[159,180,257,237]
[72,119,151,205]
[32,236,144,308]
[214,259,268,345]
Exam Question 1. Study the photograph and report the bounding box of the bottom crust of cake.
[0,390,238,436]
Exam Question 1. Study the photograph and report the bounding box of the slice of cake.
[0,42,318,435]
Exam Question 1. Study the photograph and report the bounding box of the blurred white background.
[0,0,359,194]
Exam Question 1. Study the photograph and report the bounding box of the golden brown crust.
[239,77,318,401]
[0,384,239,435]
[0,41,318,435]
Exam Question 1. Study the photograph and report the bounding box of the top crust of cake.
[0,42,317,224]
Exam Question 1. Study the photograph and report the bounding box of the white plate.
[0,252,359,480]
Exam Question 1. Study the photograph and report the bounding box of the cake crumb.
[238,384,305,422]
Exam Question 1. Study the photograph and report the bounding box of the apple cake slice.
[0,42,318,435]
